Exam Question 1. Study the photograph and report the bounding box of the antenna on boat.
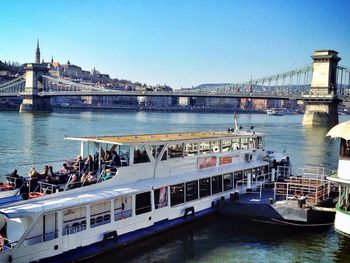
[234,111,238,132]
[220,112,222,132]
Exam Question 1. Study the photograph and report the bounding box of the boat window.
[211,141,220,153]
[232,138,240,150]
[186,181,199,202]
[119,145,130,166]
[223,173,233,191]
[170,183,184,206]
[234,171,243,188]
[257,136,264,149]
[261,165,268,175]
[63,206,87,236]
[154,187,168,209]
[249,138,255,149]
[151,145,157,158]
[168,144,183,158]
[150,145,165,160]
[114,195,132,221]
[90,201,111,228]
[135,192,152,215]
[134,145,150,164]
[241,138,248,150]
[184,142,198,156]
[161,147,168,161]
[340,139,350,159]
[25,212,58,245]
[221,139,232,152]
[212,175,223,194]
[199,141,211,155]
[199,178,211,198]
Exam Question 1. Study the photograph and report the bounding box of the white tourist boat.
[327,120,350,236]
[266,108,284,116]
[0,129,283,262]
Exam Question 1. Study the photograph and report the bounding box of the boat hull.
[218,199,335,227]
[39,207,216,263]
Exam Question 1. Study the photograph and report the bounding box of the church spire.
[35,39,41,63]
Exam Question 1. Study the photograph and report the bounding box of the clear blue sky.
[0,0,349,88]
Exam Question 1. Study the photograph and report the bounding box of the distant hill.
[0,60,24,83]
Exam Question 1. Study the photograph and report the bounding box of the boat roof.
[0,181,149,218]
[326,120,350,141]
[0,160,268,218]
[65,130,264,145]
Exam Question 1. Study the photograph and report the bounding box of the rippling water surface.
[0,111,349,262]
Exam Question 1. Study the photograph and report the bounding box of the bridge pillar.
[302,50,341,126]
[20,63,52,112]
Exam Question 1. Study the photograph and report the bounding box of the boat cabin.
[67,131,265,167]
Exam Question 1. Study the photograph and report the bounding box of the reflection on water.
[0,111,349,262]
[301,125,340,169]
[85,216,350,263]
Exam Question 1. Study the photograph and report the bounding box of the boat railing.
[276,166,292,178]
[63,223,87,236]
[255,172,272,183]
[293,166,332,180]
[273,179,331,205]
[114,209,133,221]
[24,230,59,245]
[90,211,112,228]
[235,179,249,190]
[235,172,271,193]
[4,176,26,190]
[63,174,75,192]
[38,182,60,195]
[0,238,17,252]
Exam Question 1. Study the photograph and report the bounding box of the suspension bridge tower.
[19,40,52,112]
[302,50,341,125]
[19,63,52,112]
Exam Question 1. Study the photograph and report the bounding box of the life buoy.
[0,234,4,252]
[0,185,14,191]
[29,192,44,199]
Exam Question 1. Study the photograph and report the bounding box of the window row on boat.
[80,135,264,169]
[18,164,269,247]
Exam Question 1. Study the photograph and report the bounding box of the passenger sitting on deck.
[101,168,114,181]
[28,166,39,179]
[294,190,301,199]
[72,155,84,172]
[109,151,121,167]
[7,169,20,187]
[82,155,93,173]
[68,174,80,189]
[48,166,54,177]
[28,166,39,192]
[87,172,96,184]
[44,174,53,184]
[59,163,70,175]
[81,172,89,184]
[10,169,19,179]
[103,150,112,162]
[40,165,49,180]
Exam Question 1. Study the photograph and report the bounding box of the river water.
[0,111,349,262]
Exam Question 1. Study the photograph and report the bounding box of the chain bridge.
[0,50,349,125]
